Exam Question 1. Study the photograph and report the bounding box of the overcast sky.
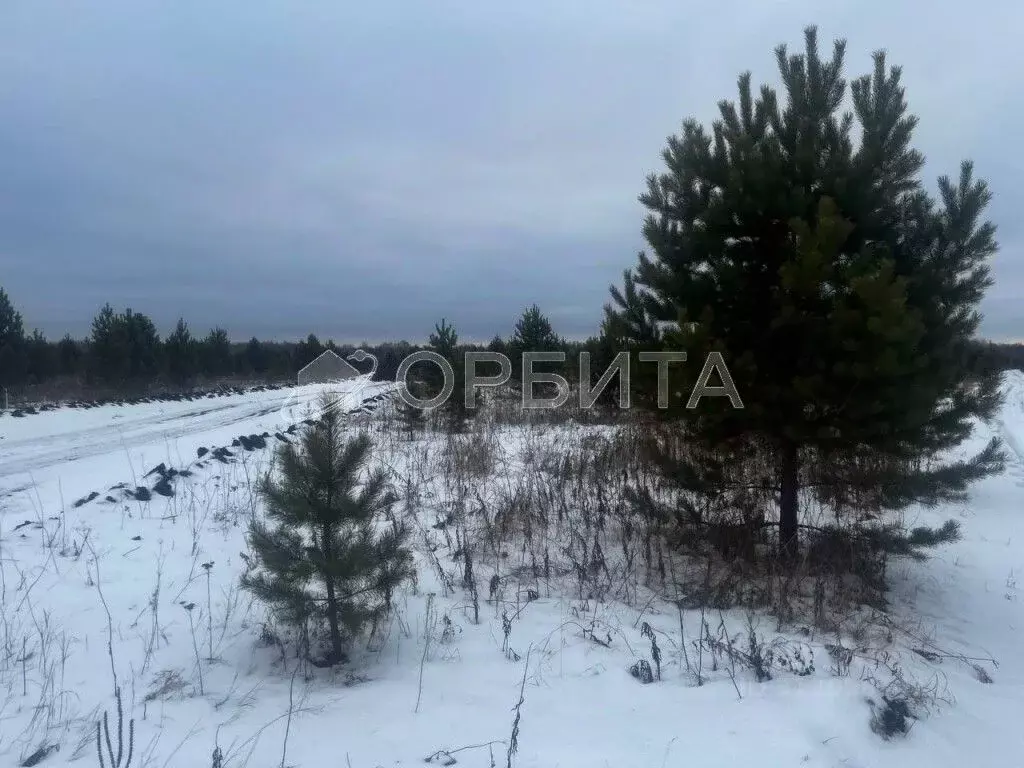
[2,2,1022,343]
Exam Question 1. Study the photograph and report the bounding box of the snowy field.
[0,375,1022,767]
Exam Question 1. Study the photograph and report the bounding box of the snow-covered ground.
[0,375,1021,767]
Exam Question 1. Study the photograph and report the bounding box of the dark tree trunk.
[321,523,344,664]
[779,442,800,562]
[324,580,343,663]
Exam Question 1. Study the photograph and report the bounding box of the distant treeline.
[4,282,1016,404]
[974,341,1024,373]
[0,289,424,396]
[0,286,610,402]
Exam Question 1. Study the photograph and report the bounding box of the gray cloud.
[2,1,1022,342]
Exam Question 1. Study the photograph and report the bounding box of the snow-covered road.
[0,378,392,503]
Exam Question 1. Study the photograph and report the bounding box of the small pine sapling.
[242,395,414,666]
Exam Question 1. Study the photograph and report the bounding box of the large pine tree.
[89,304,162,384]
[242,396,413,665]
[0,287,27,389]
[607,27,1003,561]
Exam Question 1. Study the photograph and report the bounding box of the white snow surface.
[0,374,1021,767]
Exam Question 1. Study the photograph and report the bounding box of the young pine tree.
[607,27,1003,562]
[25,330,56,383]
[510,305,560,356]
[164,318,197,387]
[429,318,474,428]
[200,327,232,378]
[395,388,427,438]
[242,396,413,665]
[58,335,81,377]
[429,318,458,362]
[509,305,563,389]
